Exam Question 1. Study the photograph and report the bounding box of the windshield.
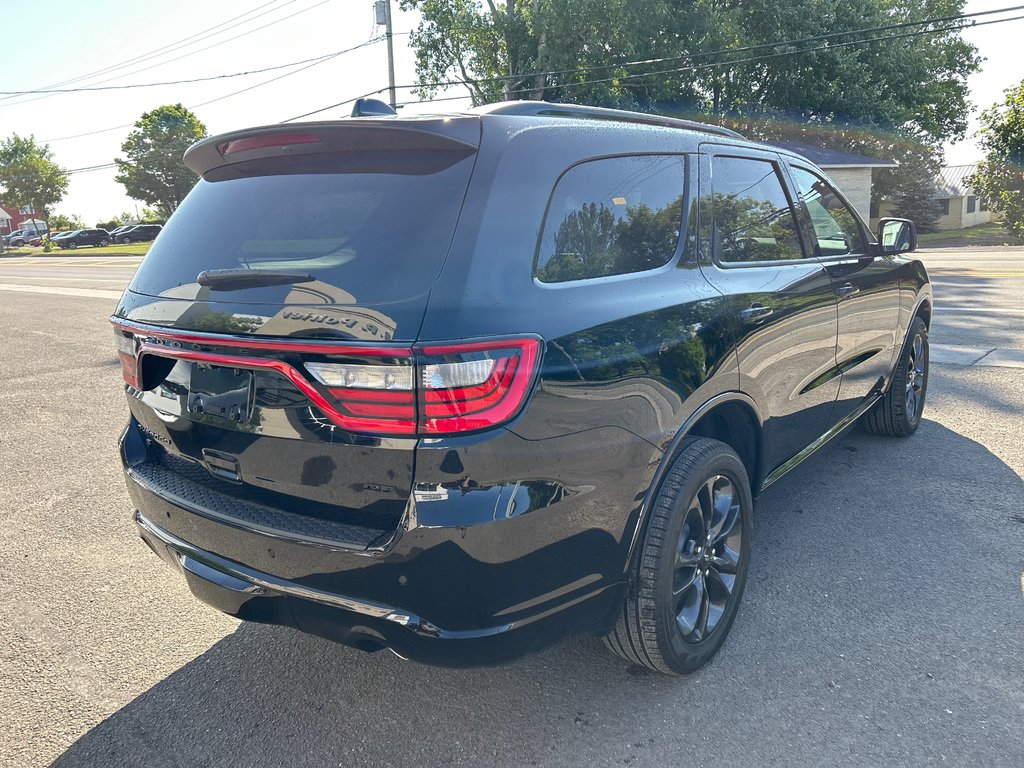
[129,149,476,306]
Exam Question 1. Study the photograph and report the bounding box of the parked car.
[108,224,138,239]
[59,228,111,249]
[48,230,78,242]
[112,101,931,674]
[2,229,24,246]
[115,224,162,244]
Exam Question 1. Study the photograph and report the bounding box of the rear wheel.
[861,316,928,437]
[98,238,109,247]
[604,437,753,675]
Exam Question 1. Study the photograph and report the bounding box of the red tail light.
[218,132,321,156]
[112,322,540,437]
[418,339,540,435]
[113,329,138,388]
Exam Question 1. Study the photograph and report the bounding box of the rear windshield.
[128,149,476,305]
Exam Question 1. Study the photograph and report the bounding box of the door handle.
[836,283,859,298]
[738,304,774,323]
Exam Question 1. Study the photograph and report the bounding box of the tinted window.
[791,166,864,257]
[129,149,476,305]
[711,156,803,263]
[535,155,685,283]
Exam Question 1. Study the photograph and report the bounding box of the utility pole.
[374,0,397,108]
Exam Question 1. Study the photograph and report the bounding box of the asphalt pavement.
[0,248,1021,767]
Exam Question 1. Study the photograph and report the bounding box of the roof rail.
[470,100,744,139]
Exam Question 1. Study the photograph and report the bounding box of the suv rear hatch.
[115,118,482,547]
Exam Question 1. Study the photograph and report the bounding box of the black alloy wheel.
[604,437,753,674]
[67,240,78,249]
[862,315,929,437]
[673,474,744,642]
[98,238,110,247]
[904,331,927,424]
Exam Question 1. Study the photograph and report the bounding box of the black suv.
[60,228,111,248]
[115,224,162,244]
[113,102,931,674]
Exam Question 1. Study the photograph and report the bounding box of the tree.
[0,135,69,218]
[96,212,135,230]
[115,104,207,218]
[48,213,86,230]
[875,143,944,233]
[402,1,977,140]
[970,79,1024,239]
[402,1,979,223]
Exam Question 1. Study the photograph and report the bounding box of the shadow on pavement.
[53,420,1024,768]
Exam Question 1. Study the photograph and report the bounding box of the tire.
[98,238,109,247]
[604,437,753,675]
[67,241,78,249]
[121,236,132,244]
[861,316,928,437]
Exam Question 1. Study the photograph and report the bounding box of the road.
[1,249,1021,767]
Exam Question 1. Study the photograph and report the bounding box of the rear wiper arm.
[196,268,315,290]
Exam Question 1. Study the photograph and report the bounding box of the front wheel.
[121,236,132,244]
[98,238,109,247]
[861,316,929,437]
[604,437,753,675]
[67,241,78,249]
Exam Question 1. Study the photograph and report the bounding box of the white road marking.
[935,306,1024,315]
[0,283,122,300]
[0,275,127,283]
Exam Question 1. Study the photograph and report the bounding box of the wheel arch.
[622,392,764,578]
[915,296,932,329]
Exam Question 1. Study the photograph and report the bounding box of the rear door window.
[535,155,686,283]
[128,149,476,305]
[711,156,805,263]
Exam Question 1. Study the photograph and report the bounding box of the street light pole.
[374,0,397,108]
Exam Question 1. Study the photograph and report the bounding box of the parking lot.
[1,248,1022,767]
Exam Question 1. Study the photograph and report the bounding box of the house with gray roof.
[766,141,896,224]
[932,164,991,230]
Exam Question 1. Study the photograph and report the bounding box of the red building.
[0,203,45,235]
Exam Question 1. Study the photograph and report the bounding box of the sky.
[0,0,1018,224]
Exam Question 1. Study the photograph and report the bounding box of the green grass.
[917,221,1020,246]
[2,242,151,257]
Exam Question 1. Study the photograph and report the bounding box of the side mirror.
[877,217,917,255]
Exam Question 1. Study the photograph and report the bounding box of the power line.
[0,0,288,103]
[43,39,384,143]
[1,0,328,109]
[403,4,1024,95]
[288,7,1023,120]
[2,41,376,95]
[501,12,1024,99]
[73,0,333,92]
[66,163,118,175]
[190,38,384,109]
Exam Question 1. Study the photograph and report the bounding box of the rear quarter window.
[535,155,686,283]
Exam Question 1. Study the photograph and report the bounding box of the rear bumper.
[135,509,617,666]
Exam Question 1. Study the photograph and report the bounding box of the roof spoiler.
[183,118,480,177]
